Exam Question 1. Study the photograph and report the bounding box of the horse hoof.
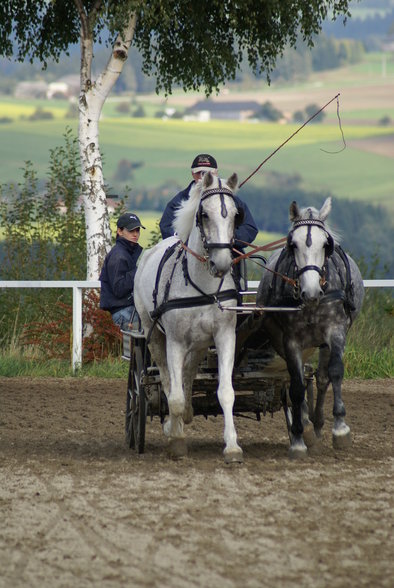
[183,407,194,425]
[302,423,317,448]
[314,427,323,439]
[224,448,244,464]
[332,430,352,450]
[168,438,188,459]
[288,439,308,460]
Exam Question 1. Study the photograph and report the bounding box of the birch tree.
[75,3,137,279]
[0,0,352,279]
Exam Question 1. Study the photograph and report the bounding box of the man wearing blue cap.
[100,212,145,329]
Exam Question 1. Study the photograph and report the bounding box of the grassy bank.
[0,344,391,380]
[0,290,392,380]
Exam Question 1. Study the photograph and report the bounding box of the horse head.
[287,197,336,305]
[174,171,239,278]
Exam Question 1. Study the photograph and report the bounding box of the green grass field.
[1,52,393,211]
[0,116,393,209]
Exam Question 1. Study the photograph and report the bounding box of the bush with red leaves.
[22,290,122,363]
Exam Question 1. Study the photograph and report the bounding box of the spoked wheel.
[125,341,147,453]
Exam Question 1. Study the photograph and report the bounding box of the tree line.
[126,171,393,277]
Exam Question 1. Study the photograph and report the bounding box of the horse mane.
[291,203,341,244]
[173,180,203,242]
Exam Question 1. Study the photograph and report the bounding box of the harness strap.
[150,289,238,320]
[334,244,356,314]
[267,246,355,319]
[152,242,179,310]
[297,264,325,277]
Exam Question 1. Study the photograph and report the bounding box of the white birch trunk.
[78,15,137,280]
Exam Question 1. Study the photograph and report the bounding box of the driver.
[159,154,258,252]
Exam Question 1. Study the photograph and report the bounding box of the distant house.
[14,81,48,99]
[47,75,80,99]
[184,99,261,121]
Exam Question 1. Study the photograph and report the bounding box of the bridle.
[196,180,242,252]
[287,218,334,286]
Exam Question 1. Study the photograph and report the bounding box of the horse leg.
[329,335,351,449]
[215,330,243,464]
[147,329,186,457]
[164,341,188,458]
[314,345,330,438]
[183,350,205,424]
[284,340,308,458]
[301,398,317,448]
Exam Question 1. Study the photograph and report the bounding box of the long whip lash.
[239,93,344,189]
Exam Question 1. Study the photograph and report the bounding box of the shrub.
[64,102,78,119]
[0,128,86,343]
[379,115,391,126]
[115,101,131,114]
[253,101,283,122]
[304,103,326,123]
[21,290,122,363]
[28,107,54,121]
[132,105,146,118]
[113,159,144,182]
[292,110,305,123]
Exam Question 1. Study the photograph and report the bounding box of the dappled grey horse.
[257,197,364,458]
[134,172,244,462]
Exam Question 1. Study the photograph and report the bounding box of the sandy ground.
[0,377,393,588]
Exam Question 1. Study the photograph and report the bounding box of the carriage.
[122,268,315,455]
[122,172,364,461]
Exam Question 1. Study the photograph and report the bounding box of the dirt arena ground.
[0,377,393,588]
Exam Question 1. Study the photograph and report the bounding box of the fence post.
[72,286,83,372]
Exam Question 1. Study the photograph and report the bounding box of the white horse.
[134,172,244,462]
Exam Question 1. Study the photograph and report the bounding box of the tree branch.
[73,0,89,39]
[94,12,138,100]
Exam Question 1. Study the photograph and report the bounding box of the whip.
[239,93,345,189]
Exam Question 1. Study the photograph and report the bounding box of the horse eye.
[201,211,209,220]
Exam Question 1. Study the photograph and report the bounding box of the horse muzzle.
[300,288,324,306]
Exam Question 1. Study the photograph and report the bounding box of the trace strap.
[232,236,288,265]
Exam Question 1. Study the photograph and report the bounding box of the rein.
[231,237,288,264]
[231,237,298,288]
[179,239,208,263]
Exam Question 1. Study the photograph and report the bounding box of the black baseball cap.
[117,212,146,231]
[191,153,218,173]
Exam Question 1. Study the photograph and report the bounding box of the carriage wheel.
[125,342,147,453]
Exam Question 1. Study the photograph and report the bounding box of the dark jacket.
[99,236,143,313]
[159,181,258,249]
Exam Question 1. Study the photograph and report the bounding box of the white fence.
[1,279,393,373]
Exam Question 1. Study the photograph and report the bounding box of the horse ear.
[226,173,238,191]
[202,171,214,189]
[319,197,332,221]
[289,201,300,221]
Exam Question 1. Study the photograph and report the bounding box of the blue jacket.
[99,236,143,313]
[159,181,258,249]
